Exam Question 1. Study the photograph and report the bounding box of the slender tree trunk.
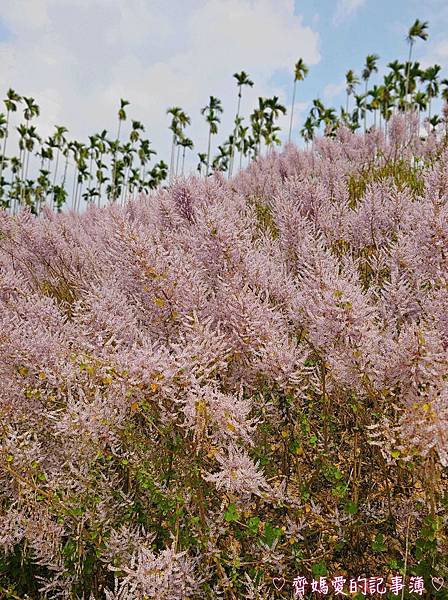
[112,121,122,201]
[76,175,82,213]
[0,110,10,185]
[20,150,27,209]
[364,81,368,133]
[121,146,135,205]
[72,167,77,212]
[75,180,82,212]
[88,151,94,191]
[25,147,31,181]
[175,143,181,177]
[96,151,103,204]
[346,92,349,115]
[405,42,413,108]
[288,79,297,143]
[229,89,242,178]
[52,148,60,209]
[20,123,29,207]
[169,133,176,182]
[97,173,102,208]
[181,147,186,175]
[206,127,212,177]
[36,166,43,216]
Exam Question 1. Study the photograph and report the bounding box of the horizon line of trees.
[0,19,447,215]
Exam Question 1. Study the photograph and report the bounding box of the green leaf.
[261,521,282,547]
[311,561,327,578]
[344,500,358,515]
[224,503,239,522]
[372,532,387,552]
[247,516,260,535]
[332,482,347,498]
[289,438,300,454]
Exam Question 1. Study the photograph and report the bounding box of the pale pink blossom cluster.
[0,112,447,596]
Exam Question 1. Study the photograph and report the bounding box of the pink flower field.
[0,113,447,598]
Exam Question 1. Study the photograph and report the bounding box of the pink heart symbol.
[432,576,444,591]
[273,576,285,591]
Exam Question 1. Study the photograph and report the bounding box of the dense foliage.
[1,18,447,218]
[0,112,447,599]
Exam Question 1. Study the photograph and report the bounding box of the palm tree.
[174,110,191,178]
[353,93,367,131]
[369,85,382,128]
[387,61,404,115]
[244,135,256,167]
[201,96,223,176]
[388,60,404,83]
[413,91,428,130]
[237,122,249,171]
[197,152,207,175]
[405,19,429,105]
[14,124,26,212]
[0,89,22,192]
[345,69,360,115]
[265,96,286,152]
[24,126,41,182]
[111,98,129,201]
[121,119,144,203]
[0,113,7,199]
[441,78,448,102]
[53,138,73,211]
[94,129,108,206]
[212,145,230,173]
[428,114,442,132]
[118,142,136,205]
[178,137,194,175]
[167,106,188,182]
[86,134,99,202]
[71,141,88,212]
[250,99,266,159]
[321,107,338,137]
[18,97,40,206]
[378,76,394,131]
[406,62,423,107]
[50,126,68,206]
[137,138,156,193]
[310,98,326,135]
[35,162,51,215]
[229,71,253,177]
[362,54,379,131]
[288,59,309,143]
[8,156,21,213]
[421,64,441,119]
[300,115,316,149]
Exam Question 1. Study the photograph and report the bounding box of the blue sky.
[292,0,448,111]
[0,0,447,177]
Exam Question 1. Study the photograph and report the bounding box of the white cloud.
[323,81,346,101]
[0,0,320,179]
[420,38,448,68]
[333,0,367,26]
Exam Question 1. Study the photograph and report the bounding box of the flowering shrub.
[0,114,447,598]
